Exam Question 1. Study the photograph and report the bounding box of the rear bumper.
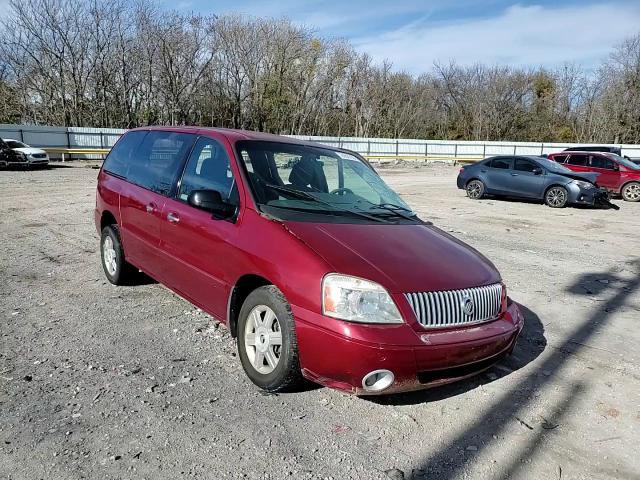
[295,301,523,395]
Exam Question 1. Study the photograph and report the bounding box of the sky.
[165,0,640,74]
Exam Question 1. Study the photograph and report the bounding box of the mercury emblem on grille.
[462,296,475,316]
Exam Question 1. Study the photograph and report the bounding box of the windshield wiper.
[260,182,391,223]
[363,202,417,221]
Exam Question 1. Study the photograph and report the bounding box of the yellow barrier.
[43,147,111,161]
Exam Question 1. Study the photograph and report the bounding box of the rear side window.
[514,159,537,172]
[567,154,588,166]
[551,154,568,164]
[490,158,511,169]
[589,155,615,170]
[127,131,196,196]
[103,131,147,178]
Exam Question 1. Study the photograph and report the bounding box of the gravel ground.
[1,162,639,480]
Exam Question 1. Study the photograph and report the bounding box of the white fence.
[0,124,123,150]
[2,124,639,160]
[291,136,640,160]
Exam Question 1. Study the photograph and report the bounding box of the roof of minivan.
[128,126,323,148]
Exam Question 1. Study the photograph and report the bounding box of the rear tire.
[621,182,640,202]
[100,225,135,285]
[237,285,303,392]
[545,186,568,208]
[466,179,485,199]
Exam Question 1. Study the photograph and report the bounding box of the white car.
[2,139,50,167]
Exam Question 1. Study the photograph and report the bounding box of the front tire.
[466,179,485,199]
[100,225,135,285]
[621,182,640,202]
[237,286,303,392]
[545,186,568,208]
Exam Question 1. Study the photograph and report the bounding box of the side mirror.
[612,163,619,171]
[188,189,236,219]
[533,167,543,175]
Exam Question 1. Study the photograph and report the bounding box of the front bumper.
[567,183,609,206]
[294,301,523,395]
[4,157,49,166]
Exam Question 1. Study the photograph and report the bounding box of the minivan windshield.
[236,141,416,222]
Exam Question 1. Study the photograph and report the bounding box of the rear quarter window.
[102,131,147,178]
[128,132,196,195]
[103,131,196,196]
[551,154,568,163]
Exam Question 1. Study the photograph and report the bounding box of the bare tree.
[1,0,639,143]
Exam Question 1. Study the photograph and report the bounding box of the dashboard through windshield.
[235,140,417,223]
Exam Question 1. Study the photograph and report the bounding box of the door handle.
[480,169,487,173]
[145,203,156,213]
[511,173,519,176]
[167,212,180,224]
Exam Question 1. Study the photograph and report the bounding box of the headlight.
[573,180,594,189]
[322,274,403,324]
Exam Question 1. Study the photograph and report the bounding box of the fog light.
[361,369,394,392]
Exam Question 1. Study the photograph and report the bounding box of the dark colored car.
[95,127,523,395]
[457,155,612,208]
[0,138,20,167]
[548,151,640,202]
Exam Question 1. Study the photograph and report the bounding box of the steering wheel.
[329,187,354,195]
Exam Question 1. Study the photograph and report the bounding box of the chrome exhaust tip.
[361,369,394,392]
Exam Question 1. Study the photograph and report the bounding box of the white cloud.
[353,3,640,74]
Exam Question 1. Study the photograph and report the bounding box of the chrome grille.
[405,283,502,328]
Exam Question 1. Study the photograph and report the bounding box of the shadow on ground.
[478,195,615,210]
[367,303,546,407]
[408,258,640,479]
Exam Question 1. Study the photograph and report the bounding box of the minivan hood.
[282,221,501,293]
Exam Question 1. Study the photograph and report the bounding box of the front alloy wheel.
[621,182,640,202]
[545,186,568,208]
[237,285,303,392]
[244,305,282,374]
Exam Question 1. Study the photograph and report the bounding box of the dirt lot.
[1,162,639,480]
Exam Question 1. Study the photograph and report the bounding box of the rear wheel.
[545,186,568,208]
[237,285,303,392]
[100,225,135,285]
[466,179,485,199]
[621,182,640,202]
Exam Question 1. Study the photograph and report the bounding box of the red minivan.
[548,151,640,202]
[95,127,523,395]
